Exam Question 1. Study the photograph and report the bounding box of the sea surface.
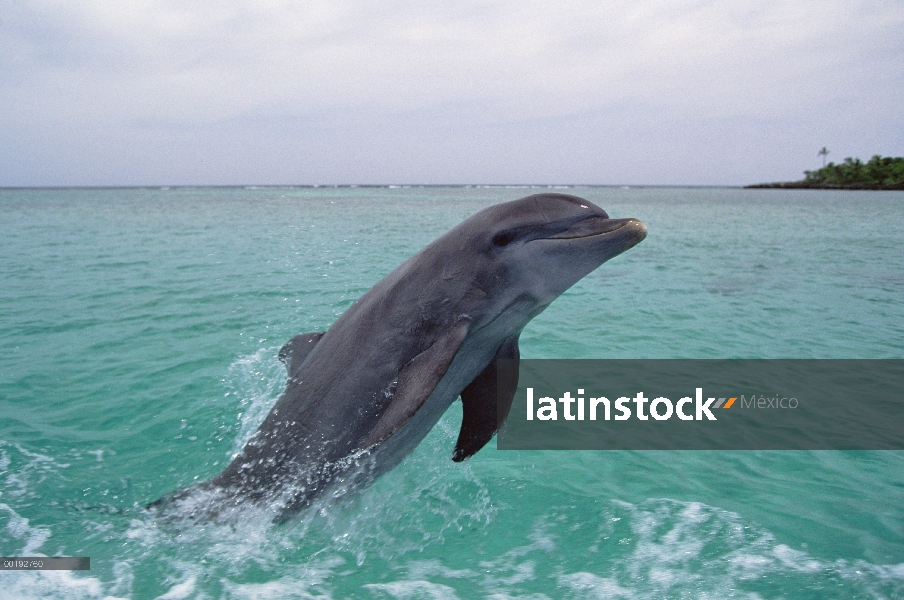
[0,186,902,599]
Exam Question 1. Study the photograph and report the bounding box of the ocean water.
[0,186,902,599]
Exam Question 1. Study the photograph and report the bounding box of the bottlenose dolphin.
[152,193,646,520]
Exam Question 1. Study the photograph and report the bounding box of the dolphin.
[152,193,646,520]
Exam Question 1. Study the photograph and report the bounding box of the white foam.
[221,556,346,599]
[364,580,461,600]
[557,572,633,599]
[153,576,196,599]
[0,441,65,501]
[1,502,50,556]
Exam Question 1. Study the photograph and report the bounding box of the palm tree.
[818,147,830,168]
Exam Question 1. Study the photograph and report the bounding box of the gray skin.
[152,193,646,521]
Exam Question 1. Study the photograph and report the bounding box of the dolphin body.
[153,193,646,521]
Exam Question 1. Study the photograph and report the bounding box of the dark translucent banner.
[495,360,904,450]
[1,557,90,570]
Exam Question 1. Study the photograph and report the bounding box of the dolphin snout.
[623,218,647,241]
[545,216,647,241]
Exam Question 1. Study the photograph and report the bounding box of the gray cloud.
[1,0,902,185]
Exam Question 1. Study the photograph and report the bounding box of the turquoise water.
[1,186,903,598]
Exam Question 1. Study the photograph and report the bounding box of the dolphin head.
[432,193,647,334]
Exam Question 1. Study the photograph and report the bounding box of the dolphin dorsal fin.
[452,336,520,462]
[363,316,472,447]
[278,332,325,379]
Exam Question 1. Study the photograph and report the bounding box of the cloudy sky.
[1,0,902,186]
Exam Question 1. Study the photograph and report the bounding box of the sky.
[1,0,902,187]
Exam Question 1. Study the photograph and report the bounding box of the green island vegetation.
[747,155,904,190]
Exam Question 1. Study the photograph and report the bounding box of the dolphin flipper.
[364,317,472,447]
[452,336,520,462]
[278,332,325,378]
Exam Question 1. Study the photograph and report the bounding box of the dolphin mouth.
[541,217,647,242]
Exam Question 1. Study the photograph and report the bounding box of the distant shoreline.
[746,155,904,190]
[745,181,904,190]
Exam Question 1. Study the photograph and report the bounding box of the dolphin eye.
[492,231,516,247]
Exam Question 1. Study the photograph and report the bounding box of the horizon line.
[0,183,745,191]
